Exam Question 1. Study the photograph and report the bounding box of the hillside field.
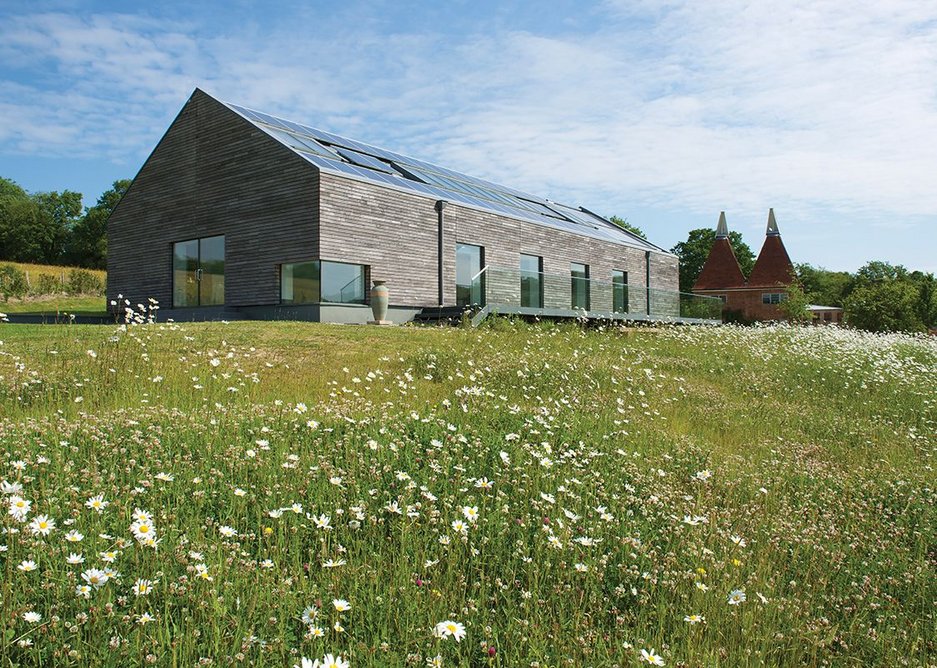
[0,316,934,667]
[0,262,106,314]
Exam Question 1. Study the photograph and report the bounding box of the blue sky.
[1,0,936,272]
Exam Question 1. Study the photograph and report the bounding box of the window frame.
[762,292,788,305]
[612,269,629,313]
[570,262,590,310]
[172,235,225,308]
[279,259,368,305]
[520,253,544,309]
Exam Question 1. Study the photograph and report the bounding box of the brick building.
[107,89,720,324]
[693,209,799,322]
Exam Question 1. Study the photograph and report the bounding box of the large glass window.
[612,270,629,313]
[280,260,366,304]
[520,254,543,308]
[571,262,590,310]
[173,235,224,307]
[321,261,365,303]
[280,261,319,304]
[456,243,485,307]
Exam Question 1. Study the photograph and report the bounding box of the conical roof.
[693,212,746,290]
[748,209,795,287]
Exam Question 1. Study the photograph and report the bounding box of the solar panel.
[333,147,398,174]
[261,126,337,157]
[224,99,666,252]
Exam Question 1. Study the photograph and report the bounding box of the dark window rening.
[520,254,543,308]
[612,270,629,313]
[571,262,590,310]
[762,292,788,305]
[456,243,485,307]
[173,235,224,307]
[281,260,366,304]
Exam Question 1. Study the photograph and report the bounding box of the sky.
[1,0,936,273]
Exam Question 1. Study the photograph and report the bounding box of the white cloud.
[1,1,936,263]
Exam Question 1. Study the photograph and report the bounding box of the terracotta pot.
[370,280,389,322]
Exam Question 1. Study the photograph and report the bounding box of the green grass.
[0,294,107,314]
[0,317,933,667]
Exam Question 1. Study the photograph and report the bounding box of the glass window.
[520,254,543,308]
[571,262,590,310]
[199,235,225,306]
[456,243,485,307]
[321,261,366,303]
[281,261,320,304]
[173,236,224,307]
[172,239,199,308]
[762,292,788,305]
[280,260,366,304]
[612,270,629,313]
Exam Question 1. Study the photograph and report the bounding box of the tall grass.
[0,317,933,666]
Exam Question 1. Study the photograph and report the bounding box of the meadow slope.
[0,315,934,667]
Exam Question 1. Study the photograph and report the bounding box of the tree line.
[0,176,130,270]
[1,184,932,331]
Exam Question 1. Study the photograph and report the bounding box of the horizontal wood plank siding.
[110,88,679,317]
[319,172,676,309]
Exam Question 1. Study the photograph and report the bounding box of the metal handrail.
[470,265,489,282]
[338,275,363,302]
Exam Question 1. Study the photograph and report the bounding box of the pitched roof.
[748,209,795,287]
[211,90,668,254]
[693,212,746,290]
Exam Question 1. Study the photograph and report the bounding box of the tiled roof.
[694,236,746,289]
[748,210,795,287]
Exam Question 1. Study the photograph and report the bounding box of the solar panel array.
[225,101,662,252]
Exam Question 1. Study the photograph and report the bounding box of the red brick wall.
[698,288,789,321]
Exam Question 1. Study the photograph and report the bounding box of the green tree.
[0,179,82,264]
[795,263,853,306]
[32,190,83,264]
[66,179,131,268]
[845,261,924,332]
[855,260,908,284]
[608,215,647,240]
[908,271,937,329]
[778,282,811,323]
[0,177,34,261]
[671,228,756,294]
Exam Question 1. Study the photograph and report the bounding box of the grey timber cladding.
[107,90,319,308]
[108,87,681,318]
[318,172,668,309]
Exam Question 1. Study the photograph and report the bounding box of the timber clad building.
[108,89,705,324]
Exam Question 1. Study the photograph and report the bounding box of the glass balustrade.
[467,266,722,322]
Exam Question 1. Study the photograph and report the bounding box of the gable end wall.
[107,90,319,309]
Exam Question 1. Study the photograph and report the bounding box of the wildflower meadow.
[0,311,933,666]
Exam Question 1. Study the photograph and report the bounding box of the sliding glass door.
[173,235,225,307]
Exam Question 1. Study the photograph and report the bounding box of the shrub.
[0,264,28,301]
[34,273,63,296]
[66,269,104,296]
